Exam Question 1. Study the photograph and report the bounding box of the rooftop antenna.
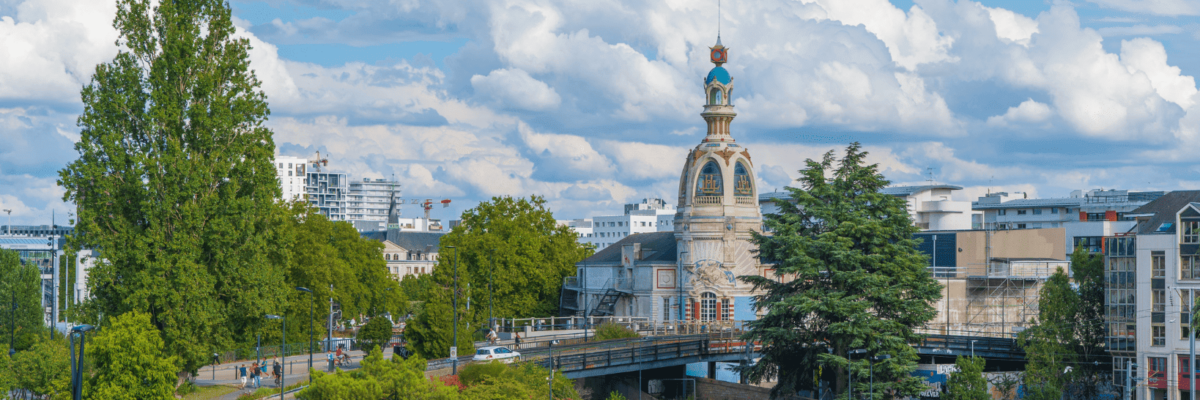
[718,0,721,40]
[926,167,935,185]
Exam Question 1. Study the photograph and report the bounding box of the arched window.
[695,161,723,196]
[709,88,723,105]
[734,162,753,197]
[700,292,717,321]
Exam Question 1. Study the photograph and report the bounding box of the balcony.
[694,196,722,205]
[735,197,755,206]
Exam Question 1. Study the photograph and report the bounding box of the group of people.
[237,359,284,390]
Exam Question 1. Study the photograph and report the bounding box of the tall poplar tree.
[739,143,942,399]
[58,0,286,381]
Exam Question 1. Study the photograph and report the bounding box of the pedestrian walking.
[514,332,521,349]
[327,350,334,370]
[251,361,261,388]
[238,364,247,389]
[273,359,282,385]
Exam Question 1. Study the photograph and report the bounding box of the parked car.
[472,346,520,363]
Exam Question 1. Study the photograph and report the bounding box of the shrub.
[593,322,638,341]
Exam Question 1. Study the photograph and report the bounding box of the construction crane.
[308,151,329,172]
[393,198,452,220]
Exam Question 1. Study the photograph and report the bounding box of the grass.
[180,385,237,400]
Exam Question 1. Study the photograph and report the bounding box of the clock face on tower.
[710,48,727,64]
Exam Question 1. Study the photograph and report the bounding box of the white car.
[473,346,521,363]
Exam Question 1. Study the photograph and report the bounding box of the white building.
[561,199,676,251]
[1101,190,1200,400]
[360,195,443,281]
[347,178,401,230]
[882,185,977,231]
[758,185,978,231]
[272,155,308,202]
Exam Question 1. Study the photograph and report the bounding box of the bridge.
[424,329,1025,379]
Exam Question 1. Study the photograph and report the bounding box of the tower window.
[709,88,723,105]
[696,161,723,196]
[734,162,753,196]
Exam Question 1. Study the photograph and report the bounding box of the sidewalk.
[194,349,375,399]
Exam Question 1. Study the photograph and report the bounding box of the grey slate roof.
[1133,191,1200,234]
[580,231,678,264]
[361,231,444,252]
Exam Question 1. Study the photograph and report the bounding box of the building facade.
[758,185,977,231]
[273,155,308,202]
[348,178,401,230]
[974,189,1164,257]
[306,168,348,221]
[565,37,766,323]
[561,198,676,251]
[360,192,443,281]
[1100,191,1200,400]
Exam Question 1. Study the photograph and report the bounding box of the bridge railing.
[495,316,652,334]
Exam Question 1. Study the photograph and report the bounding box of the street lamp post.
[447,246,459,375]
[266,315,286,399]
[2,209,10,235]
[870,355,891,400]
[296,287,314,382]
[849,349,866,400]
[70,324,94,400]
[488,249,495,336]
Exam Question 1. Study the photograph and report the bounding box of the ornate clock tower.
[673,36,763,318]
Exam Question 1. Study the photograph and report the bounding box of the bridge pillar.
[708,362,717,379]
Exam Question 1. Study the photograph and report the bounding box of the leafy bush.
[593,322,639,341]
[358,317,393,353]
[459,361,509,386]
[607,391,629,400]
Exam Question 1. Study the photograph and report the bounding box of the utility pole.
[487,247,492,331]
[328,284,334,372]
[450,246,459,375]
[50,235,57,340]
[1192,291,1196,400]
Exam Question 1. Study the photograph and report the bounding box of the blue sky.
[3,0,1200,225]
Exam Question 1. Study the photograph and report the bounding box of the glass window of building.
[1153,251,1165,278]
[700,292,717,321]
[734,162,753,196]
[696,162,723,196]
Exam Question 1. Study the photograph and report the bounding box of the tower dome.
[705,66,731,85]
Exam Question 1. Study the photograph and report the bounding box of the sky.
[4,0,1200,225]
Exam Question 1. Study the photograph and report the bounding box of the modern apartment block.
[306,168,348,222]
[272,155,308,202]
[347,178,401,230]
[1101,191,1200,400]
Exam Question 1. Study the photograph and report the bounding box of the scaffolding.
[964,258,1061,337]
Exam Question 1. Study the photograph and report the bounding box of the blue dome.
[705,66,731,85]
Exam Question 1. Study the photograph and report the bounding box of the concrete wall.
[957,228,1066,271]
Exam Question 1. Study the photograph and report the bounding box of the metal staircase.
[558,276,633,317]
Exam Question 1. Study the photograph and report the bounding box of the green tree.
[946,356,988,400]
[298,347,459,400]
[405,283,475,359]
[438,196,593,318]
[458,362,578,400]
[0,249,44,352]
[58,0,288,380]
[278,202,404,344]
[1020,267,1077,400]
[739,143,942,399]
[0,353,13,398]
[12,337,71,399]
[1068,246,1108,398]
[359,317,394,354]
[86,311,178,399]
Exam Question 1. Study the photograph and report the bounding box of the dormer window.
[734,162,753,196]
[1184,220,1200,244]
[696,161,723,196]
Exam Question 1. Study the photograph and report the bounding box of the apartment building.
[975,189,1164,257]
[1100,191,1200,400]
[561,199,676,250]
